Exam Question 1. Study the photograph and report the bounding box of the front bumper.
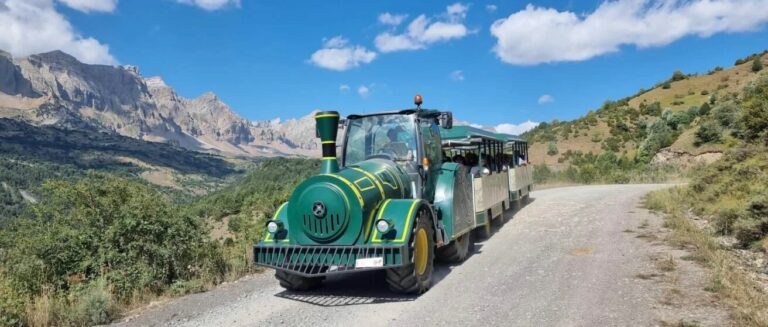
[254,244,408,277]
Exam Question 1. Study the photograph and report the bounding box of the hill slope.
[525,51,768,169]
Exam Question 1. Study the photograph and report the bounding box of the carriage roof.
[440,126,527,148]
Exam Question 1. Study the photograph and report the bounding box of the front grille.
[301,213,344,241]
[254,245,407,277]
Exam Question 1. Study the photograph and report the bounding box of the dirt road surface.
[114,184,728,327]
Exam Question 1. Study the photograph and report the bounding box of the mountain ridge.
[0,49,321,157]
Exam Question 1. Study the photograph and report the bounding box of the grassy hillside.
[644,74,768,326]
[525,51,768,171]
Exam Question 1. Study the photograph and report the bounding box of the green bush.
[694,121,722,146]
[533,164,554,184]
[0,278,24,326]
[752,58,763,72]
[0,175,224,324]
[546,142,558,156]
[665,111,693,130]
[686,106,700,117]
[662,81,671,89]
[699,102,712,116]
[672,70,686,81]
[713,103,739,128]
[637,120,676,163]
[739,76,768,142]
[640,102,662,116]
[74,280,116,325]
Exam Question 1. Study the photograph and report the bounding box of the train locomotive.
[254,96,532,293]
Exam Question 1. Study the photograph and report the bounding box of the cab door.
[418,118,442,202]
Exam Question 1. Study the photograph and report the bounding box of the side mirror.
[440,111,453,129]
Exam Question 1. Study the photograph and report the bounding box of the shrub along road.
[114,185,728,327]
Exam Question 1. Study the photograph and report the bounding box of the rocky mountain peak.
[197,91,218,101]
[29,50,83,68]
[0,49,330,157]
[145,76,169,89]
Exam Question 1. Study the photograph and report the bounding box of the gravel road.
[114,184,728,327]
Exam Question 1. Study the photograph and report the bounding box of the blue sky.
[3,0,768,133]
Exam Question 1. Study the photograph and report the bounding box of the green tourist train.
[254,96,533,294]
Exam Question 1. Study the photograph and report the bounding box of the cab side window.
[419,119,441,166]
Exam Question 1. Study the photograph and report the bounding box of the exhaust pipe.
[315,111,340,174]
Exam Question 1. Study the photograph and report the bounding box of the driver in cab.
[381,125,415,161]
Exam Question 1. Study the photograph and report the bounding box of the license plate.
[355,257,384,268]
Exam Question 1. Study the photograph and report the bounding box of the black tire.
[275,270,323,291]
[436,232,471,263]
[386,207,435,294]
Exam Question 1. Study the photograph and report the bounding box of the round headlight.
[376,219,392,234]
[267,221,280,234]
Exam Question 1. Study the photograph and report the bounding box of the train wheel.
[436,232,471,263]
[386,208,434,294]
[275,270,323,291]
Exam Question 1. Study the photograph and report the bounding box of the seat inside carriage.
[439,126,532,212]
[439,126,528,175]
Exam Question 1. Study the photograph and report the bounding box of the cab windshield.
[343,114,417,165]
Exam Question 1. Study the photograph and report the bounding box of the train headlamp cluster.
[266,220,284,234]
[375,218,394,234]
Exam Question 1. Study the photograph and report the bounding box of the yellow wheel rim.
[414,228,429,275]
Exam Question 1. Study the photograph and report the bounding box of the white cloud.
[379,12,407,26]
[0,0,116,64]
[309,36,377,71]
[58,0,117,13]
[175,0,240,10]
[357,85,370,98]
[538,94,554,104]
[486,4,497,13]
[490,0,768,65]
[339,84,350,92]
[375,3,470,53]
[446,3,468,18]
[450,70,464,81]
[495,120,539,135]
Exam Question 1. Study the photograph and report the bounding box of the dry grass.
[644,187,768,326]
[630,56,766,111]
[25,293,51,327]
[656,255,677,272]
[528,121,612,166]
